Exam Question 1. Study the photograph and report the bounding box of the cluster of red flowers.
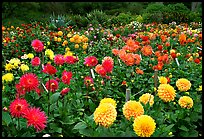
[9,98,47,132]
[95,56,114,78]
[153,51,169,70]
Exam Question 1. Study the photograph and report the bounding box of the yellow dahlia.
[133,115,156,137]
[176,78,191,92]
[93,103,117,128]
[157,84,176,102]
[159,76,167,84]
[9,58,21,69]
[178,96,193,109]
[139,93,154,106]
[20,64,29,73]
[5,63,14,71]
[2,73,14,82]
[123,100,144,120]
[27,53,34,59]
[99,98,117,108]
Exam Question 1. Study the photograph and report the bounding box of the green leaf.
[73,121,87,130]
[50,92,60,103]
[79,128,93,137]
[2,112,12,126]
[188,130,198,137]
[165,124,175,131]
[179,125,189,132]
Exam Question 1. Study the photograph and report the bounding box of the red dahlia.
[84,56,98,67]
[19,73,39,92]
[31,57,41,67]
[31,39,44,52]
[9,98,29,118]
[45,79,58,93]
[42,64,57,75]
[54,54,65,65]
[61,70,72,85]
[24,107,47,132]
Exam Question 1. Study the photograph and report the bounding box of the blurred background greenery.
[2,2,202,27]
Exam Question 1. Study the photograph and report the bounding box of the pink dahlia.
[102,57,114,73]
[42,63,57,75]
[45,79,58,93]
[61,70,72,85]
[24,107,47,132]
[84,56,98,67]
[19,73,39,92]
[54,54,65,65]
[9,98,29,118]
[31,39,44,52]
[31,57,41,67]
[65,56,78,64]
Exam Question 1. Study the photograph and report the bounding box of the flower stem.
[18,118,20,130]
[48,76,50,117]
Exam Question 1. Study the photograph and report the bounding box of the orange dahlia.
[123,100,144,120]
[99,98,117,108]
[141,45,153,56]
[133,115,156,137]
[178,96,193,109]
[157,84,176,102]
[176,78,191,92]
[94,103,117,128]
[139,93,154,106]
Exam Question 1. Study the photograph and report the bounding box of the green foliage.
[111,12,134,26]
[86,10,110,27]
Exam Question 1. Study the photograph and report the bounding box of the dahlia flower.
[139,93,154,106]
[54,54,65,65]
[157,84,176,102]
[159,76,168,84]
[84,76,94,87]
[176,78,191,92]
[31,57,41,67]
[94,103,117,128]
[99,98,117,108]
[45,79,58,92]
[123,100,144,120]
[61,70,72,85]
[9,98,29,118]
[31,39,44,52]
[178,96,193,109]
[133,115,156,137]
[60,88,70,96]
[42,64,57,75]
[19,73,39,92]
[2,73,14,82]
[24,107,47,132]
[84,56,98,67]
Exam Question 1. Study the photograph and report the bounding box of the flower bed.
[2,21,202,137]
